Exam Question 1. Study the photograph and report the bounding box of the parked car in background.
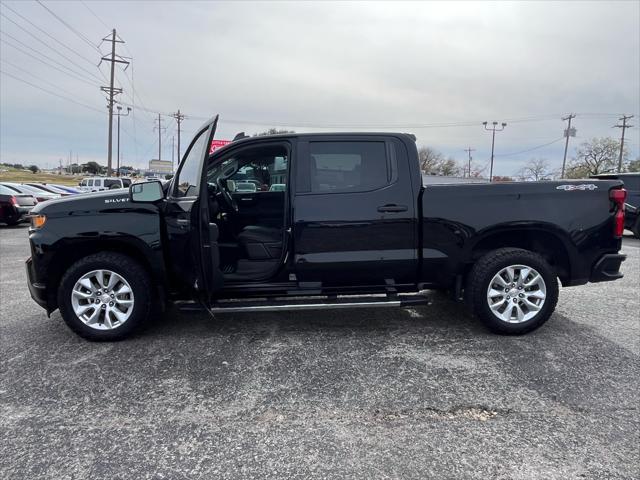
[592,173,640,238]
[24,183,73,196]
[0,184,36,225]
[235,181,257,192]
[0,182,60,202]
[49,184,82,194]
[78,177,124,192]
[269,183,286,192]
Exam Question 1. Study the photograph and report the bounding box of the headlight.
[30,214,47,229]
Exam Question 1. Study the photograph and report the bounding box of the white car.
[78,177,124,192]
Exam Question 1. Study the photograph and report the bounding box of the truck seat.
[237,226,282,259]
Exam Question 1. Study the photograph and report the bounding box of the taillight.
[10,195,18,206]
[610,188,627,238]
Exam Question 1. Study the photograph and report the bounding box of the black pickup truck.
[26,116,628,340]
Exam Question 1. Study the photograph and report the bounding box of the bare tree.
[628,157,640,172]
[418,147,443,174]
[253,128,295,137]
[418,147,463,176]
[516,158,551,181]
[468,160,487,178]
[438,157,462,176]
[565,137,626,178]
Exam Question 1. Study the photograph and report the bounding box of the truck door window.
[309,141,388,193]
[228,153,288,192]
[87,180,94,187]
[174,129,208,197]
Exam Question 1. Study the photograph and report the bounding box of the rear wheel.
[632,217,640,239]
[58,253,152,341]
[466,248,559,334]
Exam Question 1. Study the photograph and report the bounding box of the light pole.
[483,121,507,182]
[115,105,131,176]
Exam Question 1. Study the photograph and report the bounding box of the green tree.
[27,165,39,174]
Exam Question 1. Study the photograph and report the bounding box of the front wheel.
[58,253,152,341]
[466,248,559,335]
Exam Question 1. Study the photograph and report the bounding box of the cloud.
[1,0,638,175]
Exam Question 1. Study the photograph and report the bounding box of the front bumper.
[25,257,49,311]
[590,253,626,282]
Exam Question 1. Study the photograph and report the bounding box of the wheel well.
[46,240,159,309]
[469,230,571,284]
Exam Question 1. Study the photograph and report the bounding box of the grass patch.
[0,167,82,186]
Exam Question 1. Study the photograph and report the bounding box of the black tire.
[465,248,559,335]
[57,252,152,341]
[632,217,640,239]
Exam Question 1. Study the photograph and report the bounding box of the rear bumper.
[590,253,626,282]
[25,257,49,311]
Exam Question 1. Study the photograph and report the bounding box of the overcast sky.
[1,0,639,176]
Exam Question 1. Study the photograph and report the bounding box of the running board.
[203,293,431,314]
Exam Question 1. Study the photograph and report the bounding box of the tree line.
[419,137,639,180]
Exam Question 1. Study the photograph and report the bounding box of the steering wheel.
[216,177,239,213]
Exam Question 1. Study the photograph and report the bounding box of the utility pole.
[171,136,175,173]
[154,114,166,161]
[561,113,576,178]
[464,147,475,178]
[171,109,185,164]
[483,121,507,182]
[114,105,131,176]
[614,115,634,173]
[100,29,129,176]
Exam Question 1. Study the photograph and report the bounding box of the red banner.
[210,139,231,154]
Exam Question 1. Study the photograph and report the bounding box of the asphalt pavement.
[1,224,638,480]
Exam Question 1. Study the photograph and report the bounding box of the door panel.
[231,191,285,231]
[163,116,222,296]
[293,137,417,286]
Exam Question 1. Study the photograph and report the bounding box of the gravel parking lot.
[1,224,638,480]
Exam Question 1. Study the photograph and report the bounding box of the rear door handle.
[377,204,408,213]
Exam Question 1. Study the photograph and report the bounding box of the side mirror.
[129,181,163,203]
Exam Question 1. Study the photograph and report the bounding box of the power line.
[614,115,634,173]
[463,147,475,178]
[79,0,110,30]
[0,58,98,106]
[0,12,103,83]
[0,35,100,87]
[494,137,564,157]
[100,29,129,176]
[561,114,576,178]
[153,113,167,161]
[35,0,101,53]
[0,69,104,113]
[1,2,99,68]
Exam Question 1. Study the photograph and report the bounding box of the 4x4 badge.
[556,184,598,191]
